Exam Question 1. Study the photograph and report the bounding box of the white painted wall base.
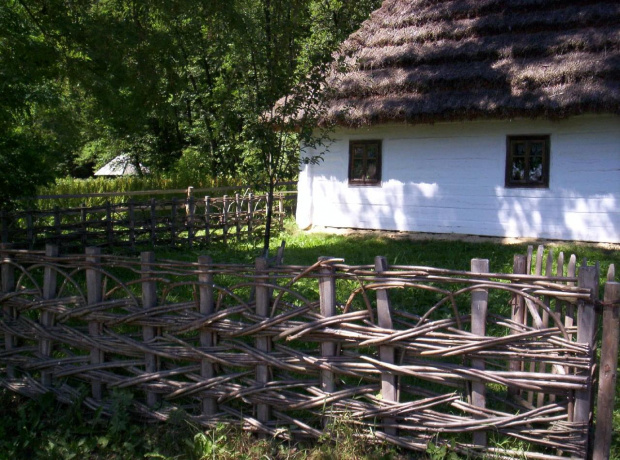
[297,115,620,243]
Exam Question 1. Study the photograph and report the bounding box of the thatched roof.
[322,0,620,126]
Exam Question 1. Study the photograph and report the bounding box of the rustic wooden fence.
[0,245,617,459]
[1,189,296,249]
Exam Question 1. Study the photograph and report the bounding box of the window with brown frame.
[349,140,382,186]
[505,135,550,188]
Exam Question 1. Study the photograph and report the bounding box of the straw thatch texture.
[0,248,607,458]
[321,0,620,126]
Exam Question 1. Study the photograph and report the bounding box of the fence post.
[1,210,8,244]
[235,193,241,242]
[508,254,526,398]
[150,198,157,248]
[40,244,59,387]
[170,198,177,247]
[375,256,397,436]
[187,186,195,248]
[593,280,619,460]
[204,196,210,245]
[1,244,16,378]
[574,263,599,449]
[318,257,336,426]
[222,195,228,246]
[199,255,217,416]
[470,259,489,447]
[248,193,254,240]
[86,247,104,400]
[26,212,34,249]
[128,199,136,250]
[255,257,271,429]
[141,251,159,407]
[54,206,61,245]
[106,202,113,247]
[81,202,87,247]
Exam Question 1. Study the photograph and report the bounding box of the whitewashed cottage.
[296,0,620,243]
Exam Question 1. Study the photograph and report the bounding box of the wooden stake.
[593,281,619,460]
[141,251,159,407]
[86,247,104,400]
[471,258,489,447]
[199,255,217,416]
[40,244,59,387]
[574,264,599,435]
[1,245,16,378]
[255,257,271,426]
[375,256,397,436]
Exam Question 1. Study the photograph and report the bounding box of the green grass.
[1,220,618,459]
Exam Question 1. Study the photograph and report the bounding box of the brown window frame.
[348,140,382,186]
[505,135,550,188]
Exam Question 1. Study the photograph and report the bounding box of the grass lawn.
[1,221,618,459]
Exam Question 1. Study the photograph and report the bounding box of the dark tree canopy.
[0,0,382,206]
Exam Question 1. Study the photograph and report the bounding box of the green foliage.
[1,0,381,209]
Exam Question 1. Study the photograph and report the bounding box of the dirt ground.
[307,225,620,251]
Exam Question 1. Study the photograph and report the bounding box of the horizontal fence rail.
[1,190,296,250]
[0,245,617,459]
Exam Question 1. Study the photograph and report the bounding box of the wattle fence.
[1,188,297,249]
[0,244,617,459]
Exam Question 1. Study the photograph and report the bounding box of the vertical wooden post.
[187,187,195,248]
[527,245,545,405]
[106,202,113,247]
[508,254,526,397]
[1,210,8,244]
[593,281,619,460]
[375,256,397,436]
[550,251,565,404]
[248,193,254,240]
[255,257,272,427]
[198,255,217,416]
[26,212,34,249]
[471,258,489,447]
[141,251,159,407]
[278,193,284,228]
[235,193,241,242]
[81,202,87,247]
[222,195,228,246]
[204,196,210,245]
[54,206,61,245]
[128,199,136,250]
[536,249,554,408]
[86,247,104,400]
[40,244,59,387]
[318,257,336,425]
[574,264,599,440]
[170,198,177,247]
[150,198,157,248]
[1,244,16,378]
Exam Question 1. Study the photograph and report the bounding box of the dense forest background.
[0,0,381,203]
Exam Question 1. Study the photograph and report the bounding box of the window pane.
[511,157,525,181]
[366,159,378,180]
[514,141,526,157]
[352,159,364,179]
[529,155,543,182]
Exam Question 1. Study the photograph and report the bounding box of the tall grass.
[26,175,246,210]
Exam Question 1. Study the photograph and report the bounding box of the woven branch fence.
[1,190,296,250]
[0,244,618,460]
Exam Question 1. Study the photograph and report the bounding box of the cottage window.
[349,140,382,186]
[505,136,550,188]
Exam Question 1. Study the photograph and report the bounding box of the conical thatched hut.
[297,0,620,243]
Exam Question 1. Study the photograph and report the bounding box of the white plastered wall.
[296,115,620,243]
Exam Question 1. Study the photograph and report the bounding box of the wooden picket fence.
[0,244,617,459]
[1,189,296,249]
